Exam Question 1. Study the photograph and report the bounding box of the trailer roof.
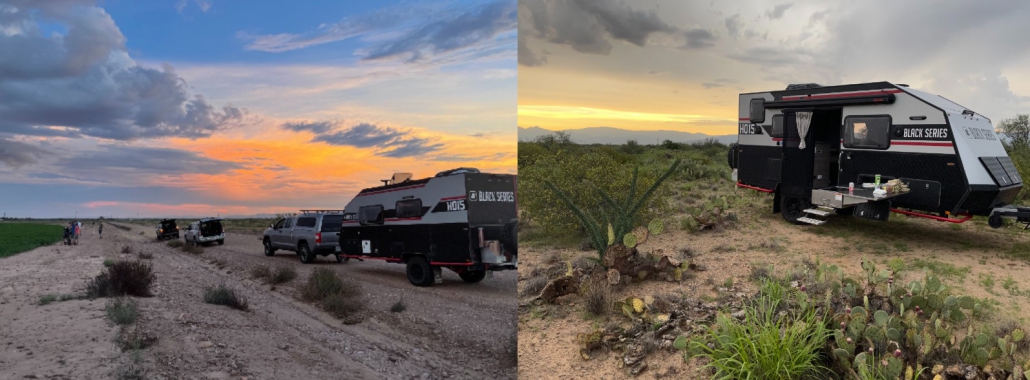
[739,81,895,96]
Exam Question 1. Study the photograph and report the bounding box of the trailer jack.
[988,206,1030,230]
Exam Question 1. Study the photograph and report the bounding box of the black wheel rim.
[411,265,425,281]
[786,199,803,218]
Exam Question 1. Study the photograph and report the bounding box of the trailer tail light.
[315,232,322,244]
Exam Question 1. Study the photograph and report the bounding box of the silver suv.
[262,211,345,264]
[184,218,225,246]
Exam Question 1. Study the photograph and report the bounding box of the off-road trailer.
[728,82,1030,228]
[338,168,518,287]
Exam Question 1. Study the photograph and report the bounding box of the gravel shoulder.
[0,221,516,379]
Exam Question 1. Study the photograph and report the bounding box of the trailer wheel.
[459,269,487,284]
[726,143,738,169]
[299,243,316,264]
[264,239,276,256]
[406,257,434,287]
[500,219,518,255]
[988,214,1004,229]
[781,197,809,225]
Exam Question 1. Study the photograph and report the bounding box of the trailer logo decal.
[897,127,949,139]
[446,200,466,211]
[468,191,515,202]
[962,126,998,141]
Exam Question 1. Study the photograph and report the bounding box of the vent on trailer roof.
[785,83,822,90]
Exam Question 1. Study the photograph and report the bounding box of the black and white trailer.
[728,82,1029,227]
[338,168,518,286]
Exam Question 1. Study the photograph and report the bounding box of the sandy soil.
[0,222,516,379]
[518,202,1030,380]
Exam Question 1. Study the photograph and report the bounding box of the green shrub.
[105,297,139,325]
[166,240,184,248]
[87,260,155,298]
[690,280,830,379]
[203,284,248,311]
[300,268,364,318]
[38,293,58,305]
[300,268,345,301]
[269,266,297,285]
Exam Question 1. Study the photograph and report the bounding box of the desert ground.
[0,221,516,379]
[517,193,1030,379]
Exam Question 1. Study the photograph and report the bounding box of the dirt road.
[0,222,516,379]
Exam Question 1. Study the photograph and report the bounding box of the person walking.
[72,221,80,245]
[98,222,104,239]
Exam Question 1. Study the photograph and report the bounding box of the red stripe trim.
[430,261,475,266]
[890,209,972,223]
[739,117,750,121]
[771,137,783,142]
[891,141,954,147]
[356,184,426,197]
[782,89,902,100]
[439,195,466,201]
[338,254,402,262]
[736,182,774,193]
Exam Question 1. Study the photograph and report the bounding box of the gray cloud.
[724,14,742,38]
[59,145,243,175]
[0,1,246,141]
[766,3,794,20]
[241,1,515,65]
[0,139,49,168]
[518,32,547,67]
[683,28,716,49]
[519,0,685,64]
[700,82,724,89]
[282,122,445,158]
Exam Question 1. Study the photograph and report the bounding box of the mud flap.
[434,267,443,284]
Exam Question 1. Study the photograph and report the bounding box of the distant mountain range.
[518,126,736,145]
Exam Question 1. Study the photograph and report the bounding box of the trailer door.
[780,110,817,201]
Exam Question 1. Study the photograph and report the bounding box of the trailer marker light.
[909,116,927,120]
[947,163,955,166]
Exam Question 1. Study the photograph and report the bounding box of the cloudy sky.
[0,0,516,218]
[518,0,1030,135]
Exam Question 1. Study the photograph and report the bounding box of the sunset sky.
[0,0,516,218]
[518,0,1030,135]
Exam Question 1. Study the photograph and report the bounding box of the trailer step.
[797,217,827,226]
[803,208,832,217]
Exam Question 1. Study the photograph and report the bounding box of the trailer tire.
[299,243,316,264]
[727,143,738,169]
[988,214,1004,229]
[781,196,809,225]
[264,239,276,256]
[500,219,518,255]
[459,270,487,284]
[406,257,434,287]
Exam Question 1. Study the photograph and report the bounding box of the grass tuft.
[203,283,248,311]
[581,277,612,316]
[38,293,58,305]
[269,266,297,285]
[300,268,364,318]
[105,297,139,325]
[390,297,406,313]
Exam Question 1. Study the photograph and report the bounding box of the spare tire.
[500,219,518,255]
[727,143,738,169]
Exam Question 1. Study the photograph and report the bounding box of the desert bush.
[300,268,346,301]
[269,266,297,285]
[250,265,271,279]
[323,292,362,318]
[166,240,184,248]
[390,297,406,313]
[105,297,139,325]
[690,280,830,379]
[115,364,147,380]
[182,244,204,255]
[1006,145,1030,205]
[38,293,58,305]
[87,260,155,298]
[121,246,132,254]
[136,252,152,260]
[103,259,115,267]
[581,277,612,316]
[203,283,248,311]
[300,268,364,318]
[622,139,645,154]
[116,323,157,352]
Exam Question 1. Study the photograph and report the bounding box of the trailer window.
[771,114,784,138]
[359,205,384,225]
[396,199,422,218]
[749,98,766,123]
[844,116,891,149]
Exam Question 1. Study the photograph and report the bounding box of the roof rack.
[299,210,346,214]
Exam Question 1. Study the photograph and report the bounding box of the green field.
[0,223,64,258]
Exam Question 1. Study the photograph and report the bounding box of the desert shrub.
[116,324,157,352]
[519,150,671,235]
[622,139,645,154]
[300,267,346,301]
[87,260,155,298]
[390,297,406,313]
[581,277,612,316]
[250,265,271,279]
[103,259,115,267]
[203,283,248,311]
[105,297,139,325]
[38,293,58,305]
[115,364,147,380]
[121,246,132,254]
[182,244,204,255]
[300,268,364,318]
[136,252,152,260]
[166,240,184,248]
[269,266,297,285]
[520,275,549,297]
[690,280,830,379]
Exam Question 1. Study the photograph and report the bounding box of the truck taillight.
[315,232,322,244]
